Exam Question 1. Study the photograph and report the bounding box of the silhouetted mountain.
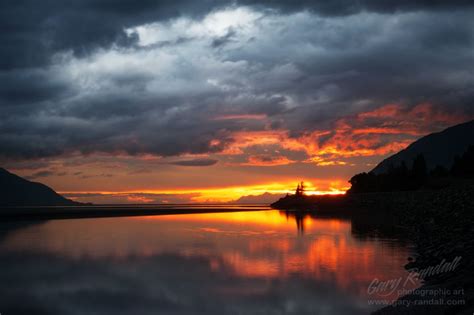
[372,120,474,174]
[348,120,474,194]
[232,192,286,204]
[0,168,80,206]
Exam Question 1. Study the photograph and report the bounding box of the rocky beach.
[374,182,474,314]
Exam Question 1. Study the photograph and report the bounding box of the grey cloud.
[0,69,74,106]
[1,4,474,161]
[25,170,55,180]
[0,0,227,70]
[81,173,114,179]
[1,160,52,171]
[61,192,201,204]
[241,0,474,16]
[24,169,68,180]
[212,29,238,48]
[169,158,219,166]
[3,1,472,71]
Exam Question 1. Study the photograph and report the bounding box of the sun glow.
[61,180,348,204]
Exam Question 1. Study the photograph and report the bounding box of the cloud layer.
[1,1,473,179]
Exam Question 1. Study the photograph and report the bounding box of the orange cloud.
[126,195,155,203]
[219,130,290,155]
[244,155,295,166]
[214,102,468,168]
[356,103,465,132]
[307,157,348,166]
[281,102,469,164]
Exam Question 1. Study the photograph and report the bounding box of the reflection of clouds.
[0,211,418,314]
[0,212,337,259]
[0,251,373,315]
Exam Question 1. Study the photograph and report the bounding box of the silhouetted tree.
[348,148,474,193]
[399,161,409,176]
[295,183,301,196]
[300,181,306,195]
[412,154,427,180]
[348,172,378,193]
[451,145,474,178]
[295,181,306,196]
[431,165,449,177]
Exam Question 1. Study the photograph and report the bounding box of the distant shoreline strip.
[0,205,272,221]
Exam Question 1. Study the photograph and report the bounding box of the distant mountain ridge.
[0,168,80,206]
[372,120,474,174]
[231,192,286,204]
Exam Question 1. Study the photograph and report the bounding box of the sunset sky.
[1,1,474,203]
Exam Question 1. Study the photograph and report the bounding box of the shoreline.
[373,183,474,314]
[272,181,474,314]
[0,205,271,221]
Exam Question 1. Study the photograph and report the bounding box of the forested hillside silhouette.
[348,145,474,193]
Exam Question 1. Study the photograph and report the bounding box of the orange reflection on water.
[0,210,418,300]
[147,210,293,227]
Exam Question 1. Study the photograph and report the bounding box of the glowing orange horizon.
[61,180,349,203]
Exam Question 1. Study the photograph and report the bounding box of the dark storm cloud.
[240,0,474,16]
[2,0,473,70]
[1,1,474,161]
[169,158,219,166]
[0,0,227,70]
[24,170,55,180]
[0,69,73,106]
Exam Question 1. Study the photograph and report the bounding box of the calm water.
[0,208,419,314]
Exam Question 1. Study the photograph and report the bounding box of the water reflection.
[280,210,315,234]
[0,210,418,314]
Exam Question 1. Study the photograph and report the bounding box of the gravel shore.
[371,182,474,314]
